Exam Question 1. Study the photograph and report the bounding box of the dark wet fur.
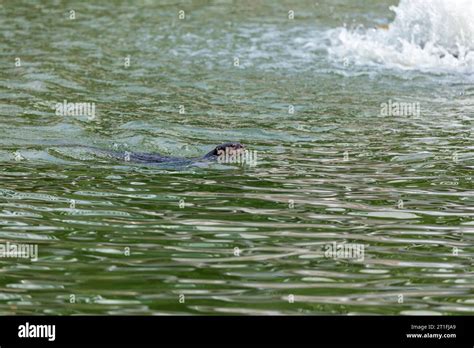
[53,142,244,165]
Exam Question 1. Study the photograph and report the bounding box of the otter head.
[203,142,245,159]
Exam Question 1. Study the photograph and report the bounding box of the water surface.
[0,0,473,315]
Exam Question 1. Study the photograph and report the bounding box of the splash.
[327,0,474,73]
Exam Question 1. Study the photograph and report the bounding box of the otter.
[113,142,244,165]
[49,142,245,166]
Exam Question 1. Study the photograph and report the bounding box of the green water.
[0,0,473,315]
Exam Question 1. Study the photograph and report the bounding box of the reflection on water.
[0,0,473,315]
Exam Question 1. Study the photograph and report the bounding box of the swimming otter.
[51,142,245,165]
[116,142,244,165]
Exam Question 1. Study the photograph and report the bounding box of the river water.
[0,0,473,315]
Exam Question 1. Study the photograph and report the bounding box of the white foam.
[327,0,474,73]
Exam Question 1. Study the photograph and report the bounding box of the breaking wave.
[327,0,474,73]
